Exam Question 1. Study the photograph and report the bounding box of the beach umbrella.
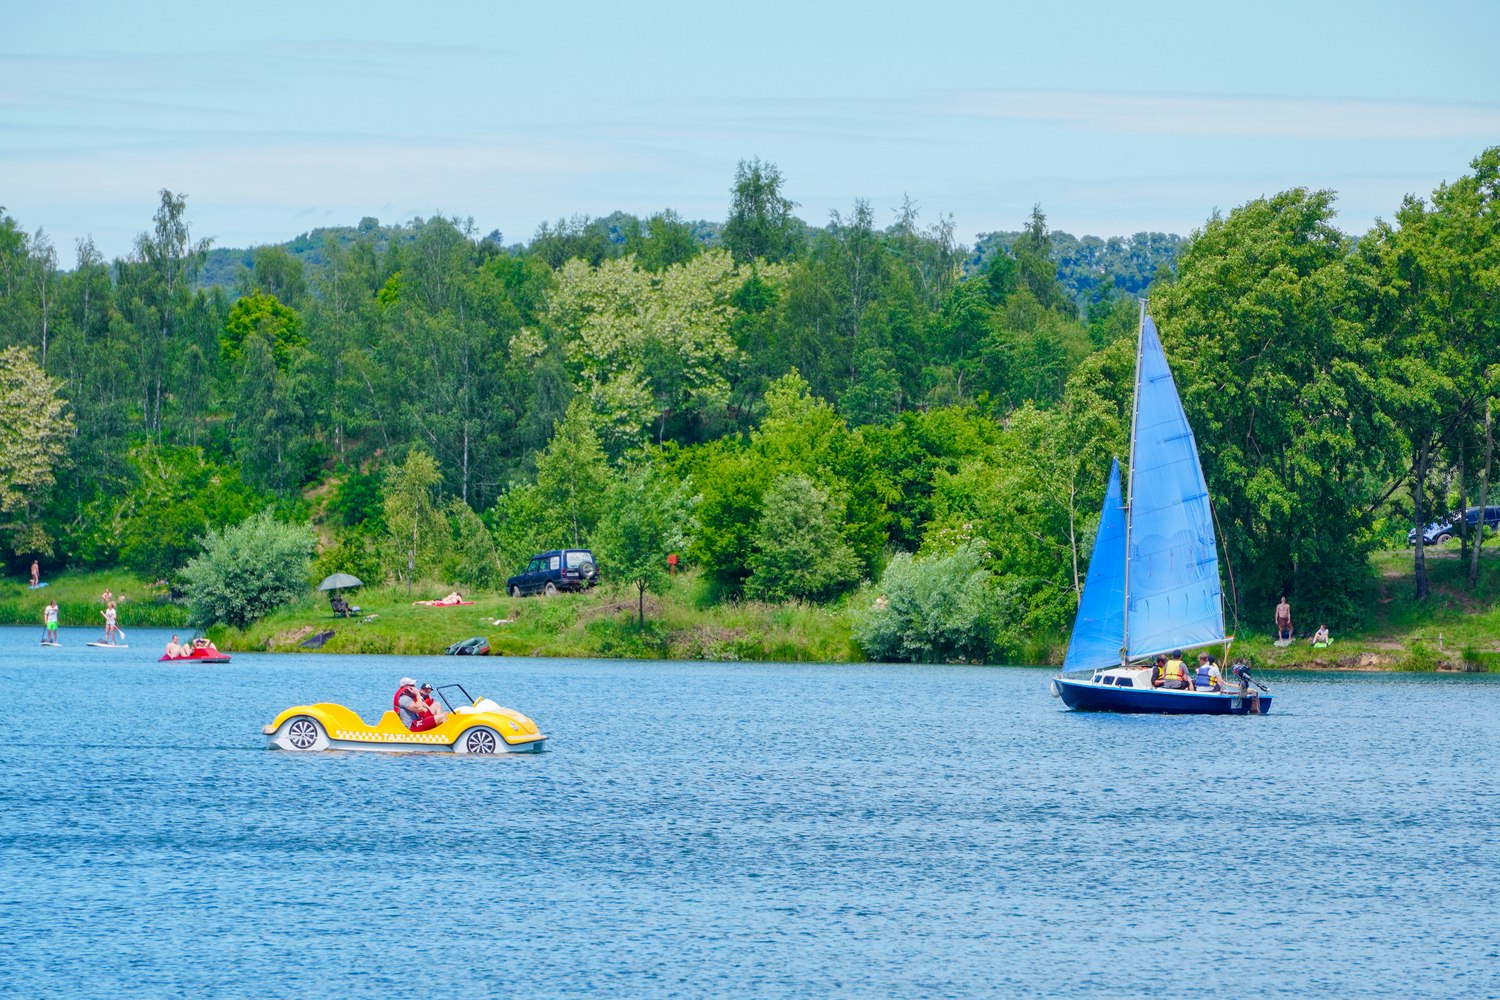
[317,573,364,592]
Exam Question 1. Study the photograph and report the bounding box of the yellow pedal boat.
[263,683,546,753]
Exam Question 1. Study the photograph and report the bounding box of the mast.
[1120,298,1146,664]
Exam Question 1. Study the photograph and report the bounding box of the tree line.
[0,150,1496,658]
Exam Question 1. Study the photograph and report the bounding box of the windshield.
[434,683,473,713]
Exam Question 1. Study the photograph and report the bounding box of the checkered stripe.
[336,730,449,744]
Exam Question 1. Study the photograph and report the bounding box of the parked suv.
[507,548,599,597]
[1407,505,1500,546]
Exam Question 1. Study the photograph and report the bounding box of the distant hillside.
[201,213,1183,310]
[969,230,1185,307]
[199,216,438,289]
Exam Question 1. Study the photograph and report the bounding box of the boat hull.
[1053,676,1272,715]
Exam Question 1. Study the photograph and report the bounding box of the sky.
[4,0,1498,262]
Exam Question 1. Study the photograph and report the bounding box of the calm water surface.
[3,626,1497,998]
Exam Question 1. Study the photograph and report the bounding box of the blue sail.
[1062,458,1126,673]
[1124,315,1225,657]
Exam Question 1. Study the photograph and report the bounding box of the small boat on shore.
[1052,306,1272,715]
[444,636,490,655]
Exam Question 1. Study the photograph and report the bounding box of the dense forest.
[1,150,1497,660]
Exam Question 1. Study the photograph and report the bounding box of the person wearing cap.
[413,682,447,731]
[393,677,422,729]
[1194,652,1223,692]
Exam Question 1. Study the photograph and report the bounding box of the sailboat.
[1051,306,1272,715]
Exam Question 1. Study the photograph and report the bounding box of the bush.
[852,542,1000,663]
[181,511,315,628]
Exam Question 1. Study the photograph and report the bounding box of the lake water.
[4,625,1497,998]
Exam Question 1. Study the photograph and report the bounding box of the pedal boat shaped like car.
[1051,665,1273,715]
[159,647,231,664]
[262,683,546,753]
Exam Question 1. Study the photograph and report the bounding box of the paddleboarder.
[42,599,59,644]
[102,601,121,644]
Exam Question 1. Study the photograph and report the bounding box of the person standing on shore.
[1274,596,1293,641]
[30,560,40,587]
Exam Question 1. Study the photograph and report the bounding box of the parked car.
[1407,505,1500,546]
[507,548,599,597]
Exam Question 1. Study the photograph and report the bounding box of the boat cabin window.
[1115,677,1134,688]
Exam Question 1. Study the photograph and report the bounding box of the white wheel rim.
[288,718,319,749]
[467,729,498,754]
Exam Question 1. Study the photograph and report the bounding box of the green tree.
[723,158,802,265]
[593,467,694,627]
[444,497,504,589]
[853,542,999,663]
[220,292,305,367]
[534,398,614,545]
[74,444,268,580]
[551,250,745,450]
[181,510,314,628]
[0,345,74,556]
[629,209,702,272]
[115,189,212,437]
[1156,188,1388,624]
[1362,148,1500,598]
[744,473,862,602]
[383,449,445,590]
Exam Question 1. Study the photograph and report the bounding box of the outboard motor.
[1232,661,1268,691]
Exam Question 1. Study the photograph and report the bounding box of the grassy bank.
[219,569,864,661]
[7,550,1497,670]
[0,571,189,630]
[1233,545,1500,672]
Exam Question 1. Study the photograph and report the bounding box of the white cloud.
[950,89,1500,140]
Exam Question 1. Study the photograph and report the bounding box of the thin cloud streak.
[951,89,1500,140]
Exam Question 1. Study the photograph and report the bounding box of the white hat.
[399,677,416,687]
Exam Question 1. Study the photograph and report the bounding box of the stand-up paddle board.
[87,641,128,648]
[40,641,61,647]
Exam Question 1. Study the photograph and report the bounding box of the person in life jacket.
[393,677,423,729]
[1194,652,1223,692]
[1153,650,1193,690]
[412,682,447,731]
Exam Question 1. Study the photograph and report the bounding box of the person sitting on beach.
[1310,624,1331,647]
[165,635,184,658]
[414,682,447,731]
[330,595,354,617]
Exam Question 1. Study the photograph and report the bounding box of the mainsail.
[1062,312,1225,672]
